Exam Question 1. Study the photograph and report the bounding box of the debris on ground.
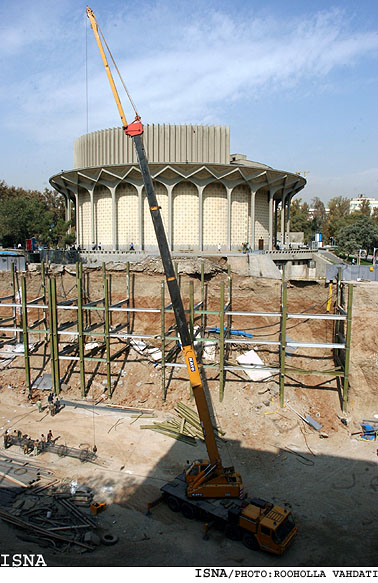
[141,401,224,444]
[236,349,273,381]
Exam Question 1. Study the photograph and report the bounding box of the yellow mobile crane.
[86,6,297,554]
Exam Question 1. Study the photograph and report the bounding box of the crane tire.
[181,502,195,520]
[167,495,180,512]
[242,532,259,550]
[101,533,118,546]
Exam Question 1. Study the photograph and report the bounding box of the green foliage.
[0,180,69,248]
[322,196,351,242]
[310,197,327,233]
[358,198,371,216]
[289,198,313,242]
[336,215,378,255]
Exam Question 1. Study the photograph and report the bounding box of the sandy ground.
[0,380,377,568]
[0,267,377,567]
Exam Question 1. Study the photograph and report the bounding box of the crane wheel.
[167,495,180,512]
[242,532,259,550]
[225,524,242,541]
[181,502,195,520]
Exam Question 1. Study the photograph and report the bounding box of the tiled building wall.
[203,183,227,249]
[231,185,250,248]
[77,179,273,250]
[94,186,112,246]
[255,190,270,245]
[172,182,199,249]
[116,183,139,248]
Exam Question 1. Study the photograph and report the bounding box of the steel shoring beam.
[0,267,351,405]
[279,281,288,408]
[163,362,344,377]
[342,284,353,413]
[104,278,111,397]
[219,282,225,401]
[21,276,31,396]
[51,277,60,395]
[76,262,86,398]
[161,281,166,401]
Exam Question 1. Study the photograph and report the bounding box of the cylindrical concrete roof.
[74,124,230,168]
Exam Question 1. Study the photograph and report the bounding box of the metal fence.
[0,254,26,272]
[326,263,378,282]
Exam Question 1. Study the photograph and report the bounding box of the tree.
[289,198,312,242]
[358,198,371,216]
[0,180,69,248]
[323,196,351,243]
[311,197,327,233]
[0,196,54,247]
[336,215,378,255]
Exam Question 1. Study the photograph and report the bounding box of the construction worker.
[23,436,32,455]
[36,398,42,413]
[33,440,39,456]
[40,434,46,451]
[54,397,61,415]
[47,430,53,444]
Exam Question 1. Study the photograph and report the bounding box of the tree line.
[1,179,378,256]
[290,195,378,255]
[0,180,75,249]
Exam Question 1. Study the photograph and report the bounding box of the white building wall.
[255,190,270,247]
[203,183,227,250]
[116,183,139,249]
[94,186,112,247]
[172,182,199,250]
[231,185,250,249]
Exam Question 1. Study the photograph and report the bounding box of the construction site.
[0,256,377,567]
[0,5,377,571]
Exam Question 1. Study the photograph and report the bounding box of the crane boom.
[87,6,243,498]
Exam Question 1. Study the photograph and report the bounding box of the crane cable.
[94,16,139,120]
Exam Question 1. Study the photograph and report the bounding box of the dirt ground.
[0,261,377,567]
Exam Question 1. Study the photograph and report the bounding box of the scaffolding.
[0,262,353,411]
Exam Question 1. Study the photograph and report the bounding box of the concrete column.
[286,194,293,246]
[280,192,287,248]
[110,186,117,250]
[250,189,256,251]
[198,185,204,252]
[75,192,80,247]
[226,186,232,251]
[274,199,279,248]
[64,195,70,223]
[268,190,274,251]
[89,187,95,247]
[137,185,143,251]
[167,184,173,251]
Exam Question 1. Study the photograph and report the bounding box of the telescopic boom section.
[86,7,244,499]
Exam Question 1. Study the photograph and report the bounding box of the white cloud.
[0,2,378,194]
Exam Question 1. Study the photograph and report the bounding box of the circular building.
[49,124,306,252]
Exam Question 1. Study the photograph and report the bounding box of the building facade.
[49,124,306,252]
[349,194,378,214]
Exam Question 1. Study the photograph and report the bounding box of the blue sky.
[0,0,377,204]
